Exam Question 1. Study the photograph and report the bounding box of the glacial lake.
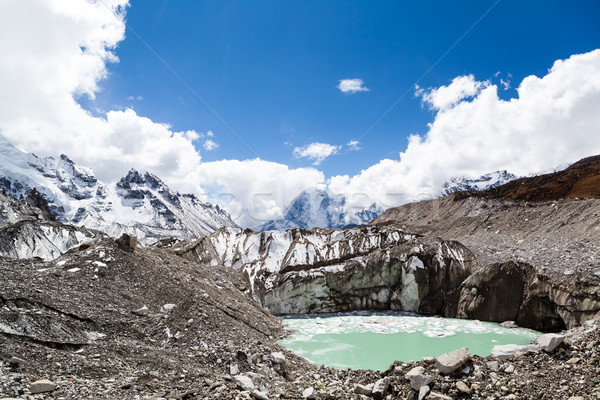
[279,311,539,371]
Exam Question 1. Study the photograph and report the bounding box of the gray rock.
[302,386,316,399]
[229,363,240,375]
[490,344,538,358]
[371,377,390,399]
[504,364,515,374]
[404,366,433,391]
[418,385,430,400]
[270,351,286,364]
[30,379,56,394]
[537,333,564,352]
[486,360,499,371]
[133,305,150,316]
[8,356,26,365]
[354,383,373,395]
[252,389,269,400]
[234,375,255,391]
[456,381,471,394]
[435,347,470,374]
[500,321,519,328]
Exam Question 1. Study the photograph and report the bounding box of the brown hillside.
[458,155,600,202]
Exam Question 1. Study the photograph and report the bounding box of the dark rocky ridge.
[372,155,600,331]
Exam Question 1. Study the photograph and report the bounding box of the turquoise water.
[279,311,539,371]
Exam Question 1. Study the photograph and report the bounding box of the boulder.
[371,377,390,399]
[354,384,373,395]
[418,385,430,400]
[536,333,564,352]
[435,347,470,374]
[405,366,433,390]
[270,351,286,364]
[30,379,56,394]
[234,375,255,391]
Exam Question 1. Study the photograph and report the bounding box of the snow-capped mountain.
[0,136,238,243]
[441,170,517,196]
[256,187,383,231]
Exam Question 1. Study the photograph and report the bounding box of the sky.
[0,0,599,227]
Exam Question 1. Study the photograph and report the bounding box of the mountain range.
[0,136,238,244]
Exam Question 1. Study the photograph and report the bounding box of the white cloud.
[203,139,219,151]
[347,140,362,151]
[417,75,488,111]
[330,49,600,210]
[337,79,370,94]
[293,142,341,165]
[196,159,324,227]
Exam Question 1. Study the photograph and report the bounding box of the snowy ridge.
[256,187,383,231]
[0,136,238,244]
[179,225,419,289]
[441,170,518,195]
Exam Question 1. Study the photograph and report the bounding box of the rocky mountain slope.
[256,187,383,231]
[372,155,600,330]
[0,136,238,244]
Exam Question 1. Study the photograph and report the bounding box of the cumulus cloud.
[337,79,370,94]
[294,142,341,165]
[417,75,488,111]
[203,139,219,151]
[329,50,600,210]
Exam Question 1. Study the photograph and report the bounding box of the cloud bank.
[330,49,600,209]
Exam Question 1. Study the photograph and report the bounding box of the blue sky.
[1,0,599,226]
[84,0,600,177]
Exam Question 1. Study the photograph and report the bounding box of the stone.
[132,305,150,316]
[252,389,269,400]
[537,333,564,352]
[8,356,26,365]
[422,356,435,364]
[115,233,137,252]
[234,375,255,391]
[30,379,56,394]
[405,367,434,391]
[504,364,515,374]
[418,385,430,400]
[428,392,452,400]
[270,351,286,364]
[486,361,499,371]
[302,387,316,399]
[160,303,176,313]
[371,377,390,399]
[456,381,471,394]
[568,397,584,400]
[354,384,373,395]
[490,344,538,358]
[500,321,519,328]
[435,347,470,374]
[566,357,581,365]
[230,363,240,375]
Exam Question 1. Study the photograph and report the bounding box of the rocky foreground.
[0,233,599,400]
